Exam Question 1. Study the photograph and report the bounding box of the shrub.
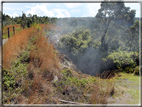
[102,51,139,73]
[59,28,92,55]
[134,66,139,75]
[90,78,115,104]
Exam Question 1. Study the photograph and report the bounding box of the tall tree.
[27,13,33,28]
[96,1,136,52]
[123,20,139,52]
[21,12,27,29]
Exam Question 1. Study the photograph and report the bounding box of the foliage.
[3,47,30,104]
[2,12,57,28]
[96,1,136,52]
[59,28,92,55]
[61,69,93,87]
[103,50,139,72]
[134,66,139,75]
[123,20,140,52]
[3,69,15,90]
[3,24,61,104]
[21,12,27,29]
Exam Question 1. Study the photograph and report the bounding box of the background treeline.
[2,12,57,28]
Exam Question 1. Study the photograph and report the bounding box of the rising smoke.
[45,16,138,76]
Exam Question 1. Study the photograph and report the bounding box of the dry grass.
[84,71,115,104]
[3,24,21,31]
[25,27,61,104]
[3,27,35,69]
[3,24,54,69]
[29,30,61,76]
[3,24,62,104]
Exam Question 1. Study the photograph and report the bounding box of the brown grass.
[25,27,61,104]
[84,71,115,104]
[3,24,21,32]
[29,31,61,76]
[3,27,36,69]
[3,24,62,104]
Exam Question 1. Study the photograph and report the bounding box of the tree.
[96,1,136,52]
[123,20,139,52]
[27,13,33,28]
[21,12,27,29]
[59,28,92,55]
[32,15,38,24]
[2,14,12,26]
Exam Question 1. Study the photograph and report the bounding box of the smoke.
[45,17,138,76]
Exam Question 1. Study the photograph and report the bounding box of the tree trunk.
[101,18,112,52]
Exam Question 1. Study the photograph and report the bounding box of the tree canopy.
[96,1,136,53]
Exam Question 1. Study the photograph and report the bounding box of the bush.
[59,28,92,55]
[102,51,139,73]
[134,66,139,75]
[104,51,138,68]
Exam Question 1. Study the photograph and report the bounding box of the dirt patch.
[107,75,140,104]
[107,92,133,104]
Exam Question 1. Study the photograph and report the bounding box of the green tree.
[21,12,27,29]
[123,20,139,52]
[27,13,33,28]
[59,28,92,55]
[96,1,136,52]
[2,14,12,26]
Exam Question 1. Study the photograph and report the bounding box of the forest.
[2,1,141,105]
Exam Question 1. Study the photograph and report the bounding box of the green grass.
[113,72,140,104]
[117,72,140,85]
[128,89,140,104]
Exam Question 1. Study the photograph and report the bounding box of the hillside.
[2,23,140,105]
[2,24,116,104]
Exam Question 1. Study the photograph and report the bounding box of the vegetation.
[3,23,116,104]
[2,1,140,105]
[3,24,61,104]
[58,2,141,76]
[102,50,139,73]
[2,12,57,27]
[59,28,92,55]
[2,24,22,39]
[112,72,140,104]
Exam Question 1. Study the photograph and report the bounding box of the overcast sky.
[2,2,140,18]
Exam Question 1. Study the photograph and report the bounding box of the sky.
[2,2,141,18]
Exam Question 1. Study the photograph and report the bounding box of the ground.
[107,72,140,104]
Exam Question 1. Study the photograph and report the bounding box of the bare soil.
[107,74,140,104]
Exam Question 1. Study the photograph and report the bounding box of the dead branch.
[58,99,84,104]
